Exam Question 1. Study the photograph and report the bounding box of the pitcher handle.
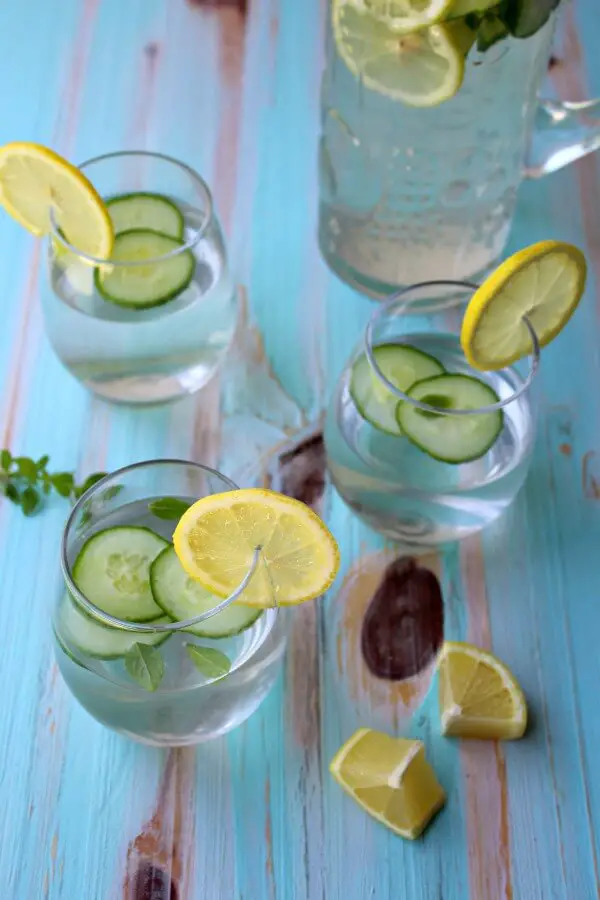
[525,96,600,178]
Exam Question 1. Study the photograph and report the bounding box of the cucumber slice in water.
[56,594,171,660]
[350,344,445,435]
[397,374,503,463]
[150,545,262,638]
[94,229,195,309]
[73,526,168,621]
[107,192,184,239]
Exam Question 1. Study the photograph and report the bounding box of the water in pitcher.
[318,6,556,301]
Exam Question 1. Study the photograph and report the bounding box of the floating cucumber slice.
[56,593,170,660]
[396,374,503,463]
[73,526,168,621]
[350,344,445,436]
[150,545,262,638]
[106,192,184,239]
[94,229,195,309]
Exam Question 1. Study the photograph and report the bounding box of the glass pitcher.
[318,3,600,309]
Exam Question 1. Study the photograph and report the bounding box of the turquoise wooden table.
[0,1,599,897]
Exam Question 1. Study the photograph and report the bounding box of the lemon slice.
[438,641,527,740]
[446,0,499,17]
[0,142,113,259]
[330,728,446,839]
[172,489,340,608]
[461,240,587,370]
[362,0,453,32]
[333,1,473,106]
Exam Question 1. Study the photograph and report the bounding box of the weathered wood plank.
[0,0,599,897]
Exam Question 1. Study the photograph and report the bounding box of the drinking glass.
[42,151,238,403]
[53,460,287,746]
[324,282,539,544]
[318,5,600,309]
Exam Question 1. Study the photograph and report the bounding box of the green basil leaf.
[148,497,192,520]
[186,645,231,680]
[124,643,164,692]
[21,486,42,516]
[14,456,38,483]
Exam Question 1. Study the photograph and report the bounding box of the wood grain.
[0,0,598,898]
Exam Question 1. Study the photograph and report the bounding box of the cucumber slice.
[73,526,168,621]
[56,593,170,660]
[350,344,445,435]
[94,229,195,309]
[107,192,184,239]
[397,374,503,463]
[150,545,262,638]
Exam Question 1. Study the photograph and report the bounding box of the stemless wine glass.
[324,282,539,545]
[42,151,238,404]
[53,460,287,746]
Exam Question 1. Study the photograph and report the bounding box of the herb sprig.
[0,450,107,516]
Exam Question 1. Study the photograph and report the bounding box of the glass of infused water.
[53,460,287,746]
[42,151,238,404]
[324,280,540,545]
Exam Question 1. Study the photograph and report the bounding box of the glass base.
[76,361,219,405]
[319,232,500,313]
[104,676,282,747]
[332,486,503,548]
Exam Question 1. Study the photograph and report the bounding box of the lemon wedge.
[330,728,446,839]
[438,641,527,740]
[173,489,340,608]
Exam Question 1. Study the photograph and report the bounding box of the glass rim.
[364,280,540,417]
[61,458,268,633]
[49,150,214,267]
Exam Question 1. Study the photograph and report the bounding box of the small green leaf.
[125,643,164,692]
[4,483,20,504]
[476,12,510,51]
[503,0,560,39]
[36,454,50,472]
[186,644,231,680]
[77,507,92,529]
[99,484,123,502]
[21,487,41,516]
[76,472,107,497]
[51,472,75,498]
[148,497,191,520]
[14,456,38,483]
[0,449,12,471]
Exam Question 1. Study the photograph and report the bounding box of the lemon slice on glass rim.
[173,488,340,608]
[0,142,113,260]
[332,0,475,106]
[461,240,587,370]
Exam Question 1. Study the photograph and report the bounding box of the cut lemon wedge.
[330,728,446,839]
[362,0,454,32]
[0,142,113,259]
[461,240,587,370]
[333,1,473,106]
[438,641,527,740]
[172,489,340,608]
